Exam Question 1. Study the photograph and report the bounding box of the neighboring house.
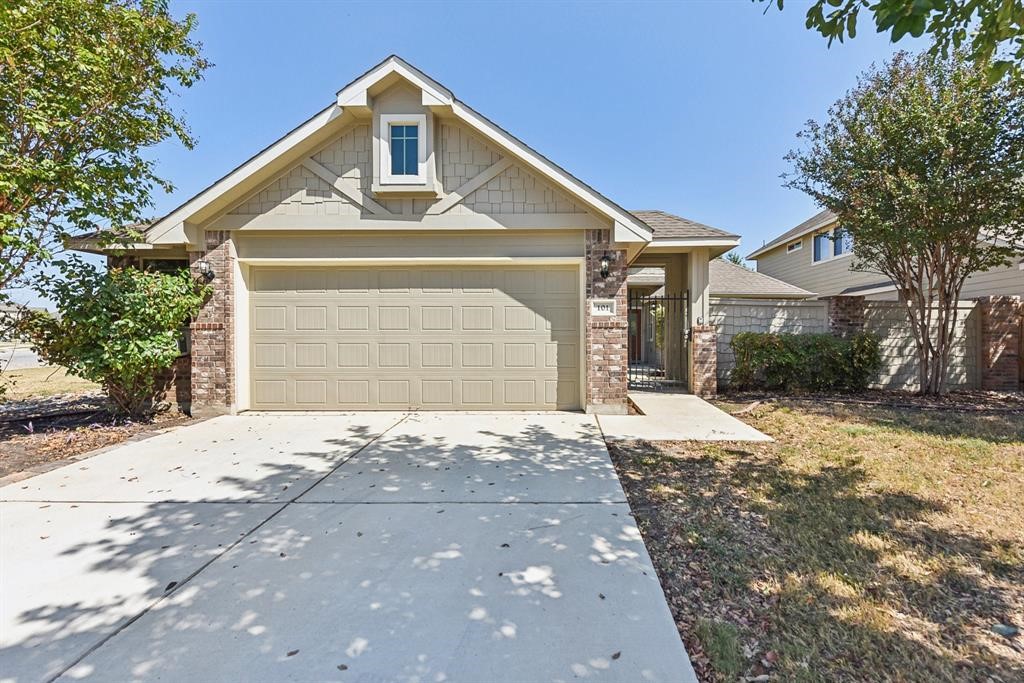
[72,56,738,415]
[747,209,1024,300]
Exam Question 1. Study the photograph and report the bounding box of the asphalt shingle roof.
[628,260,815,299]
[630,210,739,241]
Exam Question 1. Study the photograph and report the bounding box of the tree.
[23,258,209,417]
[761,0,1024,82]
[723,251,752,270]
[785,51,1024,395]
[0,0,209,294]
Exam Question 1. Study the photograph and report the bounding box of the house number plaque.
[590,299,616,316]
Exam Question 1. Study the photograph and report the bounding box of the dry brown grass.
[2,366,99,400]
[610,400,1024,682]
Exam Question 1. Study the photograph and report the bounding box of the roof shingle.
[627,260,815,299]
[630,210,739,241]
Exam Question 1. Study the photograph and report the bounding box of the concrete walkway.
[599,392,772,442]
[0,413,695,683]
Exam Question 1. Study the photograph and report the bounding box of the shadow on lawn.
[613,440,1024,682]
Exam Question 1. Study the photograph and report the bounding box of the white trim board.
[212,212,609,231]
[238,256,585,267]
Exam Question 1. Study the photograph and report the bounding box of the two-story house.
[748,209,1024,299]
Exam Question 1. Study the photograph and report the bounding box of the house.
[73,56,739,416]
[748,209,1024,299]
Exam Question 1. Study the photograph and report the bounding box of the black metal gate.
[627,290,689,391]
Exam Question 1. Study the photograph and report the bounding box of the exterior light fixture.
[599,252,611,279]
[195,259,215,282]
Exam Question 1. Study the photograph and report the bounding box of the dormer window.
[379,113,427,185]
[390,124,418,175]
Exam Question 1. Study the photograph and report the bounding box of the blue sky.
[14,0,924,307]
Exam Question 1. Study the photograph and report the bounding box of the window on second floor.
[787,240,803,254]
[389,124,418,176]
[379,113,427,186]
[813,227,853,263]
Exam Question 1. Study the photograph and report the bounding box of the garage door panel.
[250,266,580,410]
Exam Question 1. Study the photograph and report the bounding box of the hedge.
[729,331,882,392]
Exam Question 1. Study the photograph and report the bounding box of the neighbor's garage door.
[249,265,581,410]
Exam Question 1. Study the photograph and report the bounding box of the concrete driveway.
[0,413,695,683]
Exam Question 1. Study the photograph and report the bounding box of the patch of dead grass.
[2,366,99,400]
[609,400,1024,682]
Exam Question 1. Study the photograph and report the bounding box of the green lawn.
[609,400,1024,682]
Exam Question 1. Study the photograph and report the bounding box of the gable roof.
[146,55,652,246]
[746,209,837,260]
[627,259,815,299]
[631,210,739,241]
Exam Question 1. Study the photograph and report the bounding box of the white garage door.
[249,265,581,410]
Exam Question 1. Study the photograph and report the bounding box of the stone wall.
[584,229,628,414]
[710,298,829,385]
[860,300,980,391]
[189,231,235,416]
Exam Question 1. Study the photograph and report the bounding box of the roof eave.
[747,212,838,260]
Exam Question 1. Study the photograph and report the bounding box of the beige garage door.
[249,265,581,410]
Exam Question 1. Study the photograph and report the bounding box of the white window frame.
[787,240,803,254]
[379,113,427,185]
[811,227,853,265]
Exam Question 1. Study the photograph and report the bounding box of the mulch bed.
[0,393,193,480]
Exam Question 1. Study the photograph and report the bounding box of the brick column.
[828,295,866,337]
[153,354,192,413]
[584,229,628,414]
[689,325,718,398]
[189,230,235,416]
[977,296,1023,391]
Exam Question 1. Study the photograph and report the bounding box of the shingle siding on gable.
[459,164,586,215]
[438,122,502,193]
[228,124,371,217]
[439,122,586,216]
[225,120,589,220]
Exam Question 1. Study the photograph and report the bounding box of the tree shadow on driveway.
[0,412,689,683]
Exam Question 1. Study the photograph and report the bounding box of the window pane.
[833,230,843,256]
[813,234,825,262]
[388,124,418,176]
[390,138,404,175]
[404,139,417,175]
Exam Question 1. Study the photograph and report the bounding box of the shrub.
[23,258,209,417]
[729,331,881,392]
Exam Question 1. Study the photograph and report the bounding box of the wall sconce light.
[195,259,215,282]
[599,252,611,279]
